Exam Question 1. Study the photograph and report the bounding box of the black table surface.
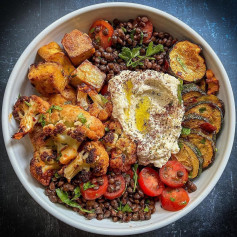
[1,0,237,236]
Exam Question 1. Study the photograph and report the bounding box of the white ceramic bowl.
[2,2,235,235]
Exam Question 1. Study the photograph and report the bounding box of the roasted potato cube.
[47,52,75,76]
[37,42,63,61]
[61,29,95,66]
[28,62,68,96]
[70,60,105,91]
[61,85,77,104]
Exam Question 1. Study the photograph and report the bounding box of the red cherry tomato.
[80,175,108,200]
[160,187,189,211]
[200,122,217,133]
[142,20,153,43]
[104,175,126,200]
[100,83,108,96]
[88,19,114,49]
[159,160,188,188]
[138,167,164,197]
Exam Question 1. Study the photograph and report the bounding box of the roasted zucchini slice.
[169,41,206,82]
[194,94,225,115]
[175,139,203,179]
[181,130,216,169]
[185,101,224,133]
[182,84,206,105]
[182,113,216,141]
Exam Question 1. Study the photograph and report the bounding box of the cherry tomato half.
[159,160,188,188]
[160,187,189,211]
[104,175,126,200]
[80,175,108,200]
[88,19,114,49]
[138,167,164,197]
[142,20,153,43]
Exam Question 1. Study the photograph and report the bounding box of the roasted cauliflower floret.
[30,151,60,186]
[77,83,112,121]
[29,125,60,186]
[44,104,105,140]
[61,141,109,182]
[102,120,137,172]
[12,95,50,139]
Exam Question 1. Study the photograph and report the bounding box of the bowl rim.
[2,2,236,235]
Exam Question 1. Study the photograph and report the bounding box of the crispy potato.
[37,41,62,61]
[28,62,68,96]
[61,29,95,66]
[61,85,77,104]
[70,60,105,92]
[47,52,75,76]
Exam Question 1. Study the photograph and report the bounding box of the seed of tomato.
[160,187,189,211]
[159,160,188,188]
[138,167,164,197]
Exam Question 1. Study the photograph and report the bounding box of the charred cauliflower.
[29,125,60,186]
[12,95,50,139]
[77,83,112,121]
[61,141,109,182]
[102,120,137,172]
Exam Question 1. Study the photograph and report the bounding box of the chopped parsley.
[170,197,176,202]
[122,204,132,213]
[38,114,46,127]
[54,172,61,178]
[57,151,62,161]
[130,28,136,40]
[24,101,32,107]
[199,107,206,113]
[78,113,87,124]
[56,189,94,213]
[180,200,187,205]
[121,27,127,33]
[108,36,111,42]
[144,205,149,212]
[83,181,95,191]
[47,105,63,114]
[200,138,206,144]
[18,94,21,99]
[139,31,144,45]
[181,127,191,135]
[89,27,95,34]
[71,187,81,200]
[188,171,193,179]
[132,163,139,192]
[178,142,183,149]
[105,127,109,132]
[100,94,108,104]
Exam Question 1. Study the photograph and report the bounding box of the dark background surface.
[0,0,236,236]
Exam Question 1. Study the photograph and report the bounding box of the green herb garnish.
[199,107,206,113]
[108,36,111,42]
[100,94,108,104]
[121,27,127,33]
[54,172,61,178]
[71,187,81,200]
[78,113,87,124]
[177,56,188,72]
[89,27,95,34]
[47,105,63,114]
[130,28,136,40]
[24,101,32,107]
[18,94,21,99]
[105,127,109,132]
[117,201,122,211]
[139,31,144,45]
[178,142,183,149]
[170,197,176,202]
[180,200,187,205]
[56,189,94,213]
[144,205,149,212]
[57,151,62,161]
[181,127,191,135]
[200,138,206,144]
[132,163,139,192]
[122,204,132,213]
[118,42,164,68]
[83,181,95,191]
[38,114,46,127]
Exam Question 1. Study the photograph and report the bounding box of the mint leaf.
[56,189,94,213]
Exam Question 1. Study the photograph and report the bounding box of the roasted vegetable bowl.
[2,3,235,235]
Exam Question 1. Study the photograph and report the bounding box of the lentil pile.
[90,16,177,81]
[46,172,156,222]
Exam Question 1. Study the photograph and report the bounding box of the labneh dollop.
[108,70,184,167]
